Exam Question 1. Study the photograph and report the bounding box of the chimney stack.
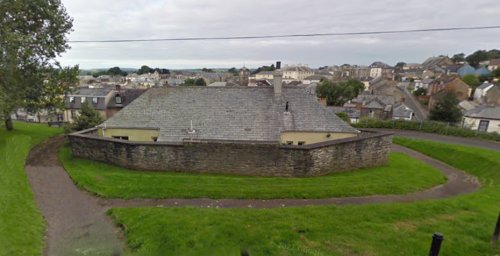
[274,61,282,95]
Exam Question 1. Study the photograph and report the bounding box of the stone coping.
[69,127,393,150]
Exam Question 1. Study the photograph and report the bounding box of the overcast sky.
[58,0,500,69]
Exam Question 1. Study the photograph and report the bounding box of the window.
[286,141,293,145]
[298,141,306,146]
[115,94,122,104]
[69,96,75,103]
[81,97,86,103]
[70,110,77,118]
[478,120,489,132]
[152,137,158,142]
[92,97,98,104]
[112,136,129,140]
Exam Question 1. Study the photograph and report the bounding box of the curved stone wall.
[68,128,392,177]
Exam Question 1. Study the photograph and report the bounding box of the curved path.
[25,132,491,255]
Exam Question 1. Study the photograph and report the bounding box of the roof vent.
[187,120,196,134]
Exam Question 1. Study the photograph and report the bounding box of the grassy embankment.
[0,122,62,256]
[60,146,445,199]
[109,138,500,255]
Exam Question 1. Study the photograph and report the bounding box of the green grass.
[60,146,445,199]
[0,122,62,256]
[109,138,500,255]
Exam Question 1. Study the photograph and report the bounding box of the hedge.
[353,118,500,142]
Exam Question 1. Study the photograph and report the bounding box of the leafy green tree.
[201,68,214,73]
[395,62,406,70]
[461,74,481,88]
[429,92,463,123]
[181,78,206,86]
[153,68,170,75]
[451,53,465,63]
[107,67,127,76]
[316,79,364,106]
[65,102,103,132]
[413,87,427,96]
[227,67,238,75]
[466,50,489,67]
[25,66,79,121]
[194,78,206,86]
[336,112,350,123]
[492,68,500,78]
[251,64,275,74]
[0,0,73,130]
[137,65,153,75]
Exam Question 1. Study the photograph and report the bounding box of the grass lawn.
[109,138,500,255]
[0,122,62,256]
[60,146,445,199]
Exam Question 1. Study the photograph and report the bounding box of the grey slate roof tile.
[101,86,359,142]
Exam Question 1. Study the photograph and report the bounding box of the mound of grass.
[60,146,445,199]
[109,139,500,255]
[0,122,62,256]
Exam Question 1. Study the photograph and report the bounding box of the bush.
[353,118,500,141]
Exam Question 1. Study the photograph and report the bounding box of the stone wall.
[68,129,392,177]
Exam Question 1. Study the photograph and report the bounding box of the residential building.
[282,65,314,83]
[64,86,115,123]
[428,76,470,110]
[347,93,394,120]
[392,103,414,120]
[473,82,495,102]
[463,106,500,133]
[255,71,274,80]
[488,58,500,71]
[421,56,454,71]
[484,85,500,106]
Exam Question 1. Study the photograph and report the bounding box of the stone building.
[69,68,392,177]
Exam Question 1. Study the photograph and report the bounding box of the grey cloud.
[59,0,500,69]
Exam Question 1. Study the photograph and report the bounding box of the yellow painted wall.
[99,128,160,142]
[280,132,358,145]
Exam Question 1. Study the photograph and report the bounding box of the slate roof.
[477,82,494,90]
[393,103,414,119]
[107,89,147,108]
[65,86,114,110]
[465,106,500,120]
[100,86,359,142]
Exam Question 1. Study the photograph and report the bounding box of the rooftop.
[101,86,359,143]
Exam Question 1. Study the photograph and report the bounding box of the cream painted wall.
[463,117,500,133]
[99,128,160,142]
[280,132,358,145]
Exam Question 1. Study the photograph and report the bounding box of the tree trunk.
[4,115,13,131]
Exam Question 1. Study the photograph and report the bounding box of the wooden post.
[429,233,444,256]
[493,211,500,246]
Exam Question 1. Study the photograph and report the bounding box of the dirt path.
[26,136,124,256]
[25,134,485,255]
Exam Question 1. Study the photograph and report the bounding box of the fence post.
[429,233,444,256]
[493,210,500,246]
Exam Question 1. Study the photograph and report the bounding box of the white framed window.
[92,97,98,104]
[81,97,86,103]
[69,96,75,103]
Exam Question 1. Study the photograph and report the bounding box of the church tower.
[239,67,250,86]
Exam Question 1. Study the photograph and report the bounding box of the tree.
[251,64,275,74]
[107,67,127,76]
[461,74,481,88]
[335,112,350,123]
[181,78,206,86]
[466,50,489,68]
[315,79,364,106]
[227,67,238,75]
[451,53,465,63]
[493,68,500,78]
[413,87,427,97]
[201,68,214,73]
[0,0,73,130]
[395,62,406,70]
[429,92,463,123]
[25,66,79,121]
[137,65,153,75]
[65,102,103,132]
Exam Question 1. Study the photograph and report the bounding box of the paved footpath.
[25,132,495,255]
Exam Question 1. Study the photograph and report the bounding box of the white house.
[282,65,314,82]
[473,82,495,102]
[463,106,500,133]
